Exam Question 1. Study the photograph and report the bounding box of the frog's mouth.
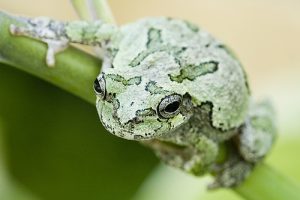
[98,112,169,140]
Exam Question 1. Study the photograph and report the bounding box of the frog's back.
[107,17,250,131]
[110,17,216,70]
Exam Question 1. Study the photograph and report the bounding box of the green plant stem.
[93,0,116,23]
[134,163,300,200]
[0,11,299,200]
[70,0,92,20]
[70,0,116,23]
[0,11,101,104]
[235,163,300,200]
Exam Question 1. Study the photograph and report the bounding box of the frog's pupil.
[94,79,102,94]
[165,101,180,113]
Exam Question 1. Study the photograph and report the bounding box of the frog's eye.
[157,94,182,118]
[94,75,106,99]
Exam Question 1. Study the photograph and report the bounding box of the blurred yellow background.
[0,1,300,200]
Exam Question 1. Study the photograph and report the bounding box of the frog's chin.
[101,117,189,141]
[99,124,159,141]
[101,123,165,141]
[99,115,176,141]
[101,118,191,141]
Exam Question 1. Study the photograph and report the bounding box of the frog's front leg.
[143,135,219,176]
[10,17,118,66]
[210,100,277,188]
[239,100,277,162]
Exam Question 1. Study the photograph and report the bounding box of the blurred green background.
[0,0,300,199]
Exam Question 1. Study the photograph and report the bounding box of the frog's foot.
[208,155,254,189]
[43,39,68,67]
[10,24,68,67]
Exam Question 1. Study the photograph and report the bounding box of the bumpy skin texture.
[99,18,249,139]
[10,17,277,188]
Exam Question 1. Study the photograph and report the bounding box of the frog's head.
[94,72,193,140]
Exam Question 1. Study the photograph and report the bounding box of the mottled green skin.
[10,17,277,188]
[99,18,249,139]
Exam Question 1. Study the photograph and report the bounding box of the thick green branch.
[1,11,300,200]
[235,163,300,200]
[134,163,300,200]
[0,11,101,104]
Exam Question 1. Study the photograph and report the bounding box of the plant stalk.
[70,0,116,23]
[235,163,300,200]
[0,11,101,104]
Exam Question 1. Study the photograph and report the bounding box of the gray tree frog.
[10,16,276,188]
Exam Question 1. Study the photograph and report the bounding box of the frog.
[10,16,277,188]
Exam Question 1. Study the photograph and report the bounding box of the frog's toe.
[44,39,68,67]
[209,156,253,189]
[9,24,19,35]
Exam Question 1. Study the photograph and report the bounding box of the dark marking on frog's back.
[129,48,158,67]
[183,20,199,33]
[168,61,218,83]
[129,25,189,68]
[145,81,166,95]
[147,28,162,48]
[106,74,142,86]
[129,28,163,67]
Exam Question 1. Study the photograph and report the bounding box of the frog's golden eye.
[157,94,182,118]
[94,74,106,100]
